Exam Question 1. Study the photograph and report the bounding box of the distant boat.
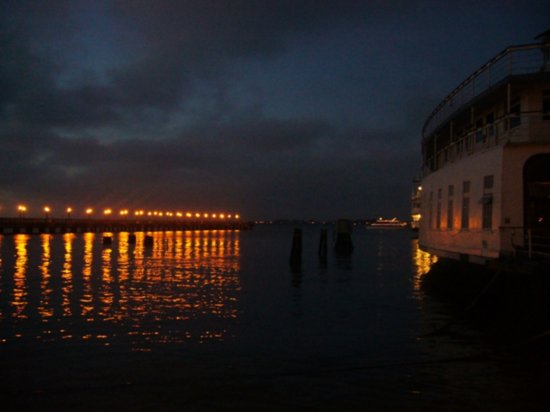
[369,217,408,229]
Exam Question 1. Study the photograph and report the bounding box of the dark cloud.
[1,1,548,219]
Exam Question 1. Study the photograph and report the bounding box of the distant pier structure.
[0,217,252,235]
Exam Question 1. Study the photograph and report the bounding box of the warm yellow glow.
[176,212,183,217]
[220,213,225,219]
[119,209,129,216]
[204,213,209,218]
[103,208,112,215]
[195,213,200,218]
[235,214,240,219]
[17,205,27,213]
[67,207,72,213]
[186,212,192,218]
[159,212,164,217]
[227,214,232,219]
[147,211,152,216]
[44,206,51,213]
[418,186,422,191]
[86,208,93,215]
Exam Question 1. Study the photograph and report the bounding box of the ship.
[418,30,550,264]
[369,217,408,229]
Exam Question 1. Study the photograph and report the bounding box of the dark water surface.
[0,226,548,410]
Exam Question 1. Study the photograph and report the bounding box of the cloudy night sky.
[1,1,548,220]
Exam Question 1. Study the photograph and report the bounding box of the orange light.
[104,208,112,215]
[44,206,51,213]
[176,212,183,217]
[235,214,240,219]
[219,213,225,219]
[66,207,72,213]
[186,212,192,218]
[17,205,27,212]
[195,213,200,218]
[204,213,209,218]
[212,213,217,218]
[86,208,93,215]
[227,214,232,219]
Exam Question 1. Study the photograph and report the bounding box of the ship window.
[543,90,550,120]
[483,175,494,190]
[436,189,442,229]
[475,119,484,143]
[510,98,521,128]
[486,113,494,136]
[482,194,493,229]
[447,199,454,230]
[461,180,470,229]
[461,198,469,229]
[463,180,470,194]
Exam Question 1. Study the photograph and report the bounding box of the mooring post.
[290,228,302,267]
[334,219,354,256]
[144,235,154,247]
[102,235,113,246]
[319,229,328,263]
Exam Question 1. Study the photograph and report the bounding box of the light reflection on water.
[0,230,241,350]
[1,227,548,410]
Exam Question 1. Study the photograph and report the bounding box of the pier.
[0,217,252,235]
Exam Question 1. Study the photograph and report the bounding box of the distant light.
[235,214,240,219]
[418,186,423,191]
[17,205,27,212]
[195,213,200,218]
[66,207,72,213]
[204,213,209,218]
[212,213,217,218]
[86,208,93,215]
[227,214,232,219]
[176,212,183,217]
[104,208,112,215]
[44,206,51,213]
[220,213,225,219]
[186,212,192,218]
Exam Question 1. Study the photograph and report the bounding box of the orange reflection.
[38,234,53,319]
[411,239,438,293]
[81,232,94,318]
[62,233,75,316]
[3,229,242,348]
[12,234,29,319]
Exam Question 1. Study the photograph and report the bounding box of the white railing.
[423,43,549,138]
[424,111,550,174]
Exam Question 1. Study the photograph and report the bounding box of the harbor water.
[0,225,548,410]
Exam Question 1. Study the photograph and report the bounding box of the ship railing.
[425,110,550,174]
[511,229,550,259]
[423,42,549,138]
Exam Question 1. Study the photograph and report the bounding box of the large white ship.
[419,30,550,264]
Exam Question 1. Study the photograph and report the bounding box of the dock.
[0,217,252,235]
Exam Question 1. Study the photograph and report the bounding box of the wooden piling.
[289,228,302,267]
[319,229,328,263]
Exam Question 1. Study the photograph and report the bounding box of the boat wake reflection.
[0,230,241,350]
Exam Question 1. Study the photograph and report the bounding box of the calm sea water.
[0,225,548,410]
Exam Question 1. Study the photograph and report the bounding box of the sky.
[1,1,548,221]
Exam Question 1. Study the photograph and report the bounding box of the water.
[0,226,548,410]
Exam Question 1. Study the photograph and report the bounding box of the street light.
[17,205,27,218]
[66,207,72,219]
[44,206,51,219]
[85,208,93,217]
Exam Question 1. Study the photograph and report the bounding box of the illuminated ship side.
[369,217,408,228]
[419,31,550,264]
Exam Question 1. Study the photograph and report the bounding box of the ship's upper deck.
[423,42,549,139]
[421,40,550,175]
